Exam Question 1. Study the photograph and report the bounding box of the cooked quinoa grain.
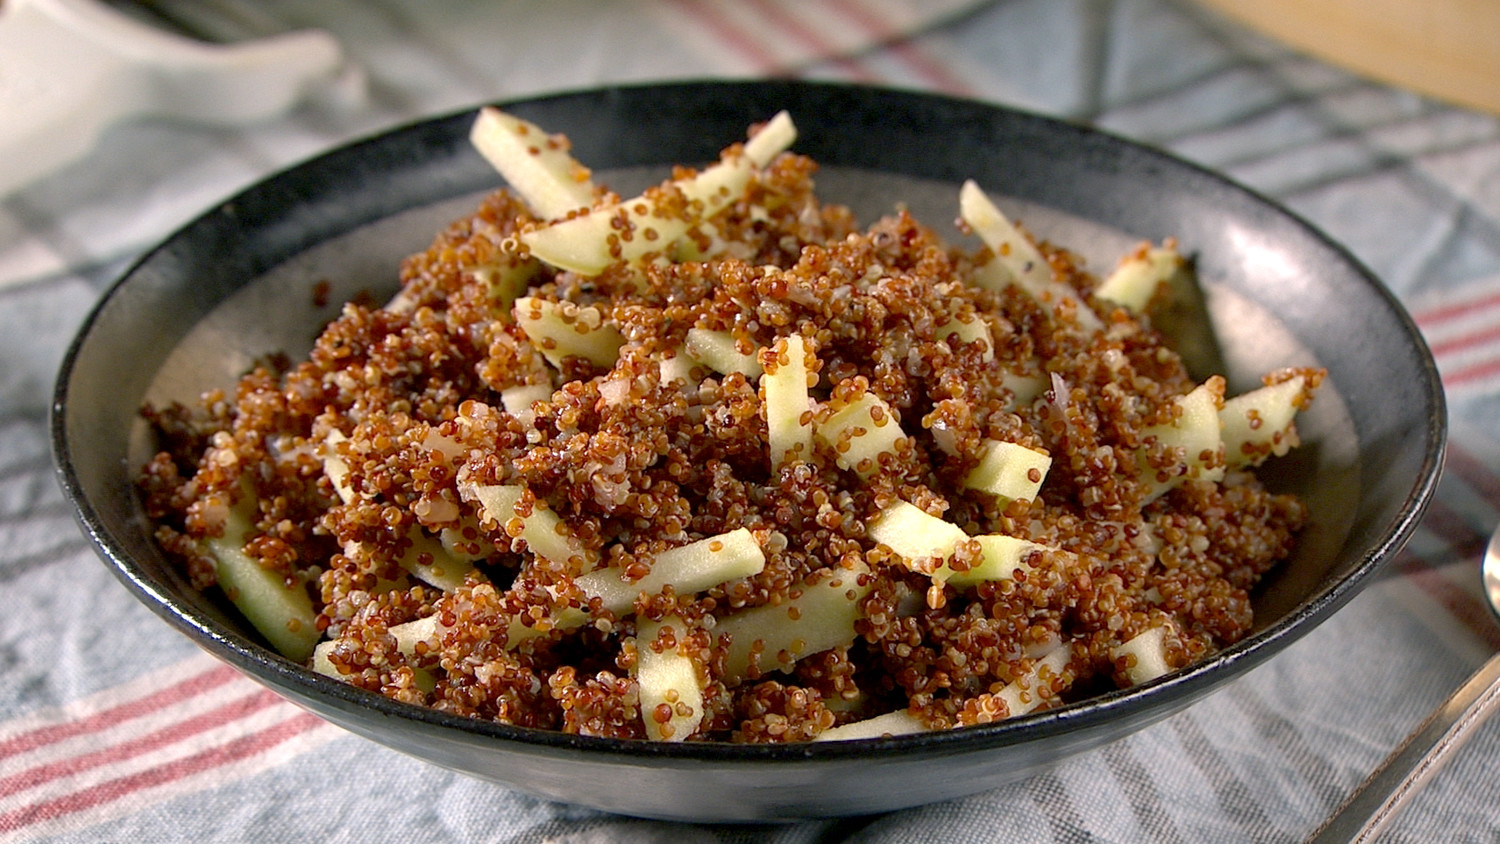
[138,110,1323,743]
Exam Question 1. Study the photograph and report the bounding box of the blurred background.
[3,1,1499,842]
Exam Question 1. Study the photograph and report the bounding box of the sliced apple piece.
[939,534,1059,588]
[685,327,762,378]
[466,483,597,571]
[679,155,758,216]
[1005,372,1048,408]
[335,532,477,594]
[389,614,440,654]
[390,530,476,593]
[1112,625,1173,686]
[438,513,489,561]
[513,297,624,370]
[936,314,994,361]
[959,180,1101,331]
[994,643,1072,718]
[1137,379,1226,504]
[636,615,706,742]
[416,426,466,463]
[1095,244,1183,313]
[206,478,319,662]
[322,431,477,592]
[469,106,595,220]
[962,439,1051,503]
[575,528,766,616]
[815,389,910,479]
[1094,242,1227,380]
[719,563,873,682]
[522,171,739,275]
[814,709,929,742]
[969,254,1014,293]
[761,334,814,469]
[473,255,539,310]
[520,115,798,276]
[672,221,728,263]
[743,110,796,168]
[312,615,440,682]
[500,383,552,427]
[320,429,356,505]
[658,346,704,385]
[1219,375,1307,468]
[506,595,588,649]
[311,640,338,677]
[520,204,662,276]
[866,499,968,570]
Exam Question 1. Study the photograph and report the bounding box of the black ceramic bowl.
[52,81,1444,821]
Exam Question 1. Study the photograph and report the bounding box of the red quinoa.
[139,118,1321,743]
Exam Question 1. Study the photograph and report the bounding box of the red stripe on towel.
[0,710,321,832]
[0,666,239,762]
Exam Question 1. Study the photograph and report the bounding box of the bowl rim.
[51,78,1448,764]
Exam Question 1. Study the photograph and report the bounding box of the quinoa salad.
[137,110,1324,743]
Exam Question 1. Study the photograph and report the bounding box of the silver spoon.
[1308,526,1500,842]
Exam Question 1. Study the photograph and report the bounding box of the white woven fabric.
[4,1,1499,840]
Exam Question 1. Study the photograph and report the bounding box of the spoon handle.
[1307,651,1500,843]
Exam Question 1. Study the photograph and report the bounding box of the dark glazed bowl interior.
[51,81,1445,821]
